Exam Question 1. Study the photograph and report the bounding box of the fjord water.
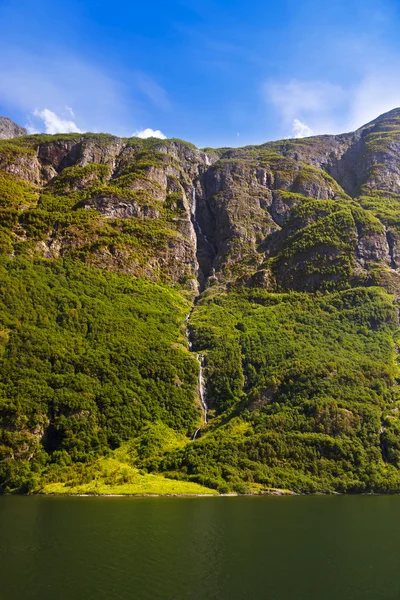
[1,496,400,600]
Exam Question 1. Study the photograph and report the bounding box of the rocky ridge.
[0,117,27,139]
[2,110,400,296]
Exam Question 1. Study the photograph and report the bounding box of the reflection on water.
[1,495,400,600]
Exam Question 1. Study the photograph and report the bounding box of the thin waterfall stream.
[186,186,209,440]
[185,314,208,440]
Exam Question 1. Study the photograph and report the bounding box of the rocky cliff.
[1,109,400,494]
[0,117,27,139]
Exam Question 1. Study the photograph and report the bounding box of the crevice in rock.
[386,228,397,269]
[190,185,217,292]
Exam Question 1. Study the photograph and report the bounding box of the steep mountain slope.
[1,110,400,494]
[0,117,27,139]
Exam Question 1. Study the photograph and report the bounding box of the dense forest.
[1,109,400,494]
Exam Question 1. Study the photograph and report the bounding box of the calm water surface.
[1,495,400,600]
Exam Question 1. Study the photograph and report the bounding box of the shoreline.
[12,489,296,498]
[6,490,400,498]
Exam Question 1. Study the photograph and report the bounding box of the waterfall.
[185,313,208,440]
[192,353,208,440]
[192,428,201,440]
[197,354,208,424]
[185,312,192,350]
[186,186,209,440]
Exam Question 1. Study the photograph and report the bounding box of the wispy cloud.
[0,44,171,137]
[135,73,170,110]
[348,69,400,129]
[65,105,75,118]
[292,119,313,138]
[265,80,347,121]
[264,66,400,138]
[0,46,128,134]
[134,128,167,139]
[264,79,347,136]
[33,108,81,134]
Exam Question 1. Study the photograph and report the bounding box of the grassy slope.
[39,422,218,495]
[41,456,218,496]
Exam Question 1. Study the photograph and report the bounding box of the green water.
[1,496,400,600]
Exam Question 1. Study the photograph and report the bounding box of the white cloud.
[65,105,75,118]
[0,45,172,137]
[264,68,400,138]
[292,119,313,138]
[265,79,347,122]
[33,108,81,134]
[264,79,347,136]
[25,121,39,135]
[134,128,167,139]
[0,46,133,136]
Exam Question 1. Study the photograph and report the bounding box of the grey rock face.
[84,195,160,219]
[0,117,27,139]
[3,108,400,295]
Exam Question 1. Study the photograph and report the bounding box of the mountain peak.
[0,116,27,139]
[358,107,400,131]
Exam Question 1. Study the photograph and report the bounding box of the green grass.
[40,457,217,495]
[38,426,218,495]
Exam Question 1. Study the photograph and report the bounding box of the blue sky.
[1,0,400,147]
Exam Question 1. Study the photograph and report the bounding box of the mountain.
[1,110,400,494]
[0,117,27,139]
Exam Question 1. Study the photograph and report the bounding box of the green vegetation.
[39,425,217,495]
[48,164,111,195]
[1,120,400,496]
[0,172,38,207]
[270,205,357,291]
[0,257,200,492]
[0,139,37,159]
[358,193,400,230]
[41,471,218,495]
[161,285,400,493]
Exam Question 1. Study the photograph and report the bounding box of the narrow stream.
[185,313,208,439]
[193,354,208,439]
[186,186,209,440]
